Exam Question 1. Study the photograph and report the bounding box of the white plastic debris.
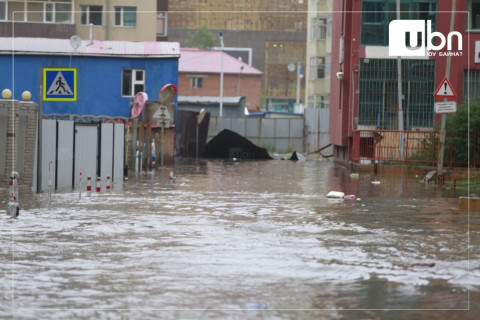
[327,191,345,198]
[371,181,380,184]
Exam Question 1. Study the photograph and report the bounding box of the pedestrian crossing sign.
[43,68,77,101]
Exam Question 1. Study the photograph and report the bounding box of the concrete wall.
[0,99,37,188]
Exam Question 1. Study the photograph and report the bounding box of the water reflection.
[1,159,479,319]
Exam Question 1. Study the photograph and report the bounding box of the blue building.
[0,37,179,118]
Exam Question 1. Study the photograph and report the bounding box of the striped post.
[86,176,92,197]
[96,177,101,193]
[106,176,111,192]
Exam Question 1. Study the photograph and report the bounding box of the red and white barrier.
[96,177,101,193]
[106,176,111,192]
[86,176,92,196]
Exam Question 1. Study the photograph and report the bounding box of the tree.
[185,22,217,50]
[444,97,480,164]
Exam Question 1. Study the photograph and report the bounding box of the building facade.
[0,37,179,118]
[0,0,166,41]
[178,48,263,114]
[329,0,480,167]
[168,0,308,112]
[306,0,333,110]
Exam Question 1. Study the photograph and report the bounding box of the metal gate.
[38,119,124,192]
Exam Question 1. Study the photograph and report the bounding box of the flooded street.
[1,159,479,319]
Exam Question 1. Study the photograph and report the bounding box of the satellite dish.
[287,63,296,72]
[70,35,82,51]
[158,84,177,105]
[131,92,148,118]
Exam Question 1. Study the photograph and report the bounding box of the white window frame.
[157,11,168,37]
[0,2,6,21]
[469,0,480,30]
[81,5,102,26]
[122,69,145,97]
[191,77,204,89]
[114,6,136,27]
[43,2,72,24]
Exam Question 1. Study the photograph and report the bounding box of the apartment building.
[0,0,166,41]
[329,0,480,166]
[168,0,308,112]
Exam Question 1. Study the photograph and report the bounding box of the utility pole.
[436,0,457,176]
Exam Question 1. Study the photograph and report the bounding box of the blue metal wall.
[0,54,178,118]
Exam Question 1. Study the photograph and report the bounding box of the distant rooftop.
[0,37,180,58]
[179,48,263,75]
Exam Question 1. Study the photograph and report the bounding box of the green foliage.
[185,22,217,50]
[444,97,480,164]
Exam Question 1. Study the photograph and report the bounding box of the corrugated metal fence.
[208,116,305,153]
[38,119,124,192]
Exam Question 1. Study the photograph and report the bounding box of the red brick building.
[178,48,263,114]
[329,0,480,167]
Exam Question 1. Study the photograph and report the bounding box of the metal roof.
[178,96,245,104]
[0,37,180,58]
[179,48,263,75]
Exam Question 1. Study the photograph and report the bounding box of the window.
[361,0,437,46]
[470,0,480,29]
[81,5,102,26]
[311,18,326,41]
[0,2,6,21]
[464,70,480,102]
[191,77,203,89]
[358,59,436,129]
[317,57,325,79]
[157,12,167,37]
[122,69,145,97]
[44,2,72,23]
[8,1,24,21]
[115,6,136,27]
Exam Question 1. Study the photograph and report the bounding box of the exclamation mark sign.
[444,82,448,95]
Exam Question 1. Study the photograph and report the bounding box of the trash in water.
[350,173,359,179]
[344,194,355,199]
[327,191,345,198]
[371,181,380,184]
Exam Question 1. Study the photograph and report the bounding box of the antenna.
[130,92,148,118]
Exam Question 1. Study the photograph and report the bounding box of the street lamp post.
[219,31,224,117]
[237,65,244,96]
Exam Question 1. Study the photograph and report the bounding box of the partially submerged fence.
[208,116,305,153]
[38,115,125,192]
[356,129,480,167]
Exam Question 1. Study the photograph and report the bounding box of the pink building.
[178,48,263,114]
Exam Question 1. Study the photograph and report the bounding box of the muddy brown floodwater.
[1,159,479,319]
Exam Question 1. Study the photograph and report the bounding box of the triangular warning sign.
[434,77,457,98]
[47,71,73,95]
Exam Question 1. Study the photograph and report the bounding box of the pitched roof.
[0,37,180,58]
[179,48,263,75]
